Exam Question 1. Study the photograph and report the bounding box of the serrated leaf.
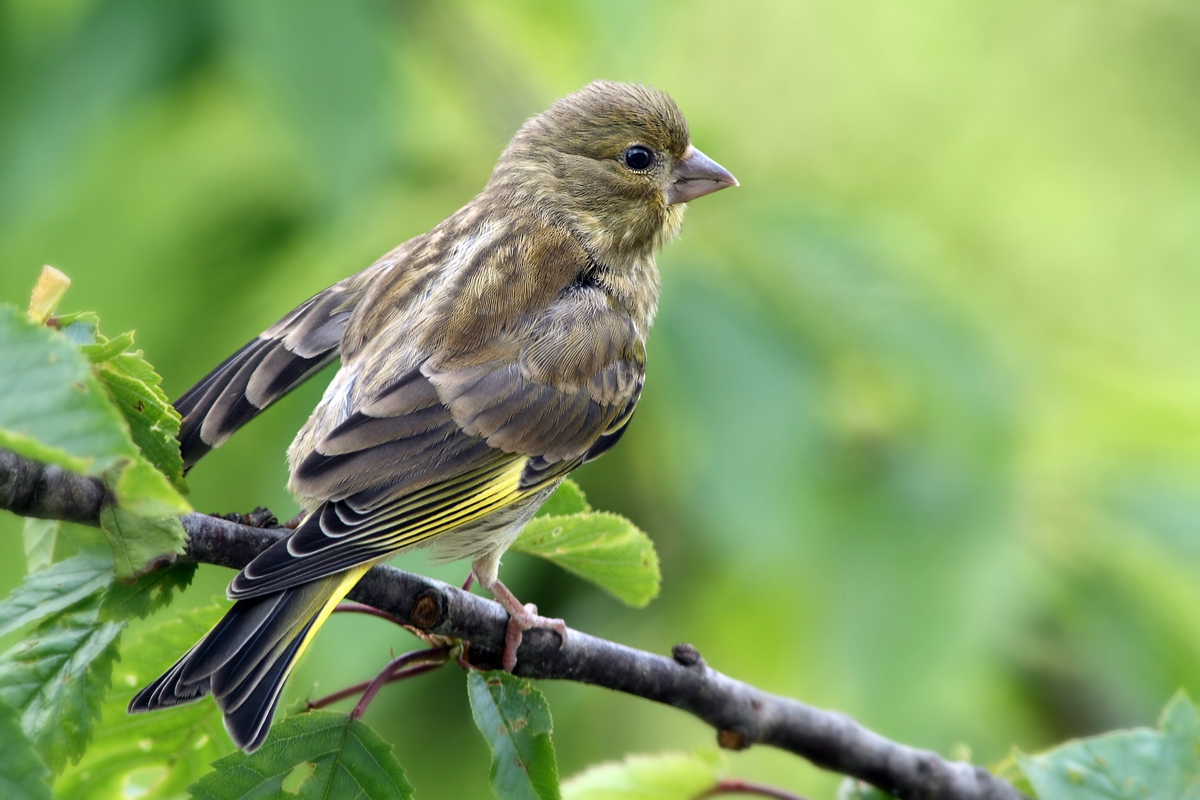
[512,513,660,607]
[0,594,124,773]
[93,350,186,494]
[98,563,196,622]
[98,504,187,580]
[0,305,137,474]
[562,751,723,800]
[467,670,560,800]
[188,711,413,800]
[73,318,186,495]
[56,605,233,800]
[0,549,113,639]
[80,331,135,364]
[534,479,589,518]
[1018,690,1200,799]
[0,697,52,800]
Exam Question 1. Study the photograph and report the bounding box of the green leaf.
[1017,690,1200,799]
[991,750,1037,797]
[0,549,113,639]
[98,563,196,622]
[0,593,123,773]
[92,350,186,495]
[98,504,188,581]
[562,751,723,800]
[467,670,560,800]
[111,458,190,517]
[0,697,52,800]
[23,519,77,573]
[0,304,188,574]
[79,318,188,502]
[188,710,413,800]
[80,330,135,364]
[512,513,660,607]
[21,519,106,574]
[534,479,590,518]
[56,605,234,800]
[22,519,58,574]
[0,305,137,474]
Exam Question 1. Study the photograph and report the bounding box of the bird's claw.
[502,602,567,672]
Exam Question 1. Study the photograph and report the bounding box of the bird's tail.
[128,564,370,752]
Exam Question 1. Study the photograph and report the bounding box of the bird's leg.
[479,576,567,672]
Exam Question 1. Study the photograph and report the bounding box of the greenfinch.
[130,80,737,752]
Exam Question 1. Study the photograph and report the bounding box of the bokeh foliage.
[1,0,1198,796]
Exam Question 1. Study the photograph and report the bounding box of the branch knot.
[671,642,705,667]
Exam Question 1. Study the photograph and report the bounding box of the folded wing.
[228,284,647,599]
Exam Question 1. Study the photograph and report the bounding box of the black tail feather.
[128,577,339,752]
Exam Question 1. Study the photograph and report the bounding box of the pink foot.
[501,602,568,672]
[483,578,567,671]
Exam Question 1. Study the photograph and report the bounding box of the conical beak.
[666,146,738,205]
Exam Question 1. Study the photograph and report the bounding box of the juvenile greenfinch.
[130,80,737,751]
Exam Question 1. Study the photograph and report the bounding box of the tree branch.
[0,449,1026,800]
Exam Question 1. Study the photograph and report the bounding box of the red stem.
[305,647,450,713]
[333,601,408,627]
[697,779,811,800]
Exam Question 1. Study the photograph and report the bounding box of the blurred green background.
[4,0,1200,796]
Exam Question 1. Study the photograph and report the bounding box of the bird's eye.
[622,145,655,171]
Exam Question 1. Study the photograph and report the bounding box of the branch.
[0,449,1026,800]
[0,449,106,523]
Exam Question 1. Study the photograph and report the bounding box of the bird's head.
[491,81,737,265]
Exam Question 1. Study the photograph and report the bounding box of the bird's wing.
[175,277,370,470]
[228,285,645,599]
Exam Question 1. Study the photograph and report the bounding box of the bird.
[128,80,737,752]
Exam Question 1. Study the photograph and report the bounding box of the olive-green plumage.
[131,81,736,752]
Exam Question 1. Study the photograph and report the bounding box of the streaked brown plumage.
[132,81,736,752]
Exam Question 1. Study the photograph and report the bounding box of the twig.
[307,647,451,712]
[333,601,409,627]
[0,448,1027,800]
[698,779,811,800]
[310,662,447,712]
[351,647,451,718]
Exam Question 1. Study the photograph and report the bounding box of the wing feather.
[229,282,647,601]
[175,280,364,469]
[229,457,526,597]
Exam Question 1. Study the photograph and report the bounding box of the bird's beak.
[666,146,738,205]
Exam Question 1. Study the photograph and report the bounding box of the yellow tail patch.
[288,562,376,678]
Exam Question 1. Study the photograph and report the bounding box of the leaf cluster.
[0,306,190,579]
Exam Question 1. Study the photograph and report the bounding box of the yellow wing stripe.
[252,461,528,705]
[350,458,517,536]
[372,458,529,550]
